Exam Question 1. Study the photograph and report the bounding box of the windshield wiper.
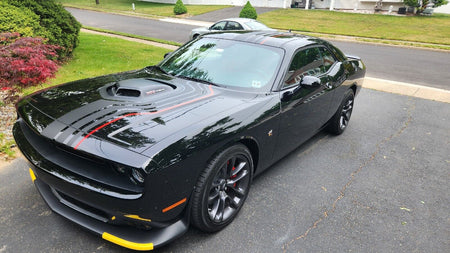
[177,75,220,87]
[148,65,171,76]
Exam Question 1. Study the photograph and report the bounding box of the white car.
[189,18,274,40]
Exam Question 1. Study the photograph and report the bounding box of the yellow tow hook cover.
[29,168,36,182]
[124,214,152,222]
[102,232,154,251]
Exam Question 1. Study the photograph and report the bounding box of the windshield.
[159,38,283,91]
[245,21,270,30]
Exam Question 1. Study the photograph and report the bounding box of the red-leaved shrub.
[0,32,61,93]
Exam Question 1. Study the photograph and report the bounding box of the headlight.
[113,163,146,185]
[131,168,145,184]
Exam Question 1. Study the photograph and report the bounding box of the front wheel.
[327,89,355,135]
[190,144,253,232]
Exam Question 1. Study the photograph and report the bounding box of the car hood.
[17,68,252,155]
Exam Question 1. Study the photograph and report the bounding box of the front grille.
[54,141,108,167]
[17,118,143,195]
[52,188,153,230]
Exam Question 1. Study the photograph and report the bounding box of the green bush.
[0,2,50,38]
[174,0,187,15]
[6,0,81,57]
[239,1,257,20]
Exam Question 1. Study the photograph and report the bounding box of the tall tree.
[403,0,449,14]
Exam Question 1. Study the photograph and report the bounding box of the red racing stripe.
[74,85,214,150]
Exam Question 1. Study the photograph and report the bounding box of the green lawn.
[23,31,171,96]
[259,9,450,45]
[58,0,231,17]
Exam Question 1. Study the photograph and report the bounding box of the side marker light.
[162,198,187,213]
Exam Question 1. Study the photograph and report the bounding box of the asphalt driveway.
[1,88,448,252]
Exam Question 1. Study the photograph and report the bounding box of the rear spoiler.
[345,54,361,61]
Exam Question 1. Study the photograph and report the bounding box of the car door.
[273,46,336,160]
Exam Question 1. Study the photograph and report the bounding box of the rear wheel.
[191,144,253,232]
[327,89,354,135]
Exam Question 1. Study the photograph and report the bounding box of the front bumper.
[28,168,189,251]
[13,117,191,250]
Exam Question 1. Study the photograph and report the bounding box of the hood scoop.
[103,78,175,101]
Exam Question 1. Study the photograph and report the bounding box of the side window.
[325,42,346,62]
[225,21,244,30]
[319,47,336,73]
[210,21,226,30]
[284,47,322,87]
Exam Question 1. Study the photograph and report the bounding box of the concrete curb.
[80,28,178,50]
[363,77,450,103]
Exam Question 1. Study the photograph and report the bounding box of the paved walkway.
[363,77,450,103]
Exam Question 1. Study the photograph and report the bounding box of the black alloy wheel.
[327,89,355,135]
[191,144,253,232]
[339,95,354,130]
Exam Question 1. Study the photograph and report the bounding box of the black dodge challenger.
[13,31,365,250]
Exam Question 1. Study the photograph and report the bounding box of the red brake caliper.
[231,164,237,188]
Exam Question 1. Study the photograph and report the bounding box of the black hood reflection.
[17,68,255,154]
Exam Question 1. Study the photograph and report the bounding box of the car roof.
[202,31,322,49]
[219,18,260,23]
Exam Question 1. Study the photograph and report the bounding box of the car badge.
[146,88,165,95]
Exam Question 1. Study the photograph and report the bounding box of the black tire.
[327,89,355,135]
[190,144,253,232]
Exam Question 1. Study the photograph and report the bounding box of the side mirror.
[281,76,321,102]
[164,52,172,59]
[300,76,321,87]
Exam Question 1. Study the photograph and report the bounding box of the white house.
[144,0,407,11]
[434,2,450,13]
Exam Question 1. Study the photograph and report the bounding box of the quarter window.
[319,47,336,73]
